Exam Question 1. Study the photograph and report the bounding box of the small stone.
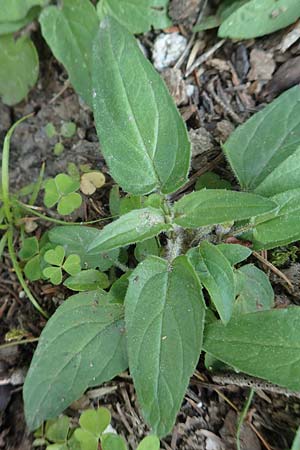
[152,33,187,71]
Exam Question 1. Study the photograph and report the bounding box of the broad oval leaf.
[23,290,128,431]
[39,0,99,106]
[87,207,171,253]
[203,308,300,391]
[252,188,300,250]
[173,189,277,228]
[224,86,300,196]
[97,0,171,34]
[0,0,47,22]
[125,256,205,437]
[188,242,235,324]
[234,264,274,315]
[0,34,39,106]
[48,226,119,271]
[92,16,190,195]
[219,0,300,39]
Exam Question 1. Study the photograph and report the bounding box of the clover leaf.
[44,174,82,215]
[43,245,81,285]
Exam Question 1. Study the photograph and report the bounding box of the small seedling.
[34,407,160,450]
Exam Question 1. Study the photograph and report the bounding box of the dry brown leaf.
[80,171,105,195]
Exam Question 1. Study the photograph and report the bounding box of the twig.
[207,77,243,124]
[211,372,300,399]
[174,0,208,70]
[253,250,293,290]
[185,39,225,77]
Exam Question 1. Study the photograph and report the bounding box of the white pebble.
[152,33,187,71]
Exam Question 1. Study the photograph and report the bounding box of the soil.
[1,1,300,449]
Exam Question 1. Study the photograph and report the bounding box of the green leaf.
[88,208,171,253]
[119,195,142,216]
[108,271,132,304]
[55,174,80,195]
[134,238,160,262]
[219,0,300,39]
[48,226,119,271]
[45,122,57,138]
[43,266,62,285]
[19,237,39,260]
[0,7,40,35]
[44,246,65,266]
[0,0,47,22]
[109,185,120,217]
[188,242,235,324]
[101,433,127,450]
[79,408,111,437]
[203,307,300,391]
[291,427,300,450]
[64,269,109,291]
[125,256,205,437]
[57,193,82,215]
[24,255,43,281]
[92,16,190,195]
[195,172,231,190]
[39,0,99,106]
[60,122,76,138]
[54,142,64,156]
[97,0,171,34]
[73,429,98,450]
[252,189,300,250]
[0,34,39,106]
[44,179,60,208]
[23,291,128,430]
[217,243,252,266]
[136,435,160,450]
[224,86,300,196]
[45,416,70,443]
[193,15,221,32]
[173,190,277,228]
[63,254,81,276]
[234,264,274,315]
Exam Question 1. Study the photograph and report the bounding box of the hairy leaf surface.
[217,243,252,266]
[252,189,300,249]
[224,86,300,195]
[39,0,98,106]
[24,291,127,430]
[188,242,235,324]
[203,308,300,391]
[97,0,171,33]
[125,256,205,437]
[173,190,277,228]
[88,208,171,253]
[92,16,190,195]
